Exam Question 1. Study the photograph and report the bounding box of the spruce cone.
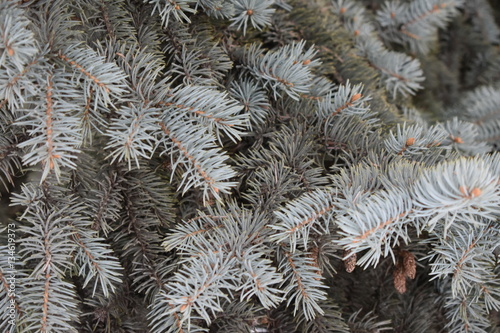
[343,249,357,273]
[393,266,407,294]
[402,250,416,279]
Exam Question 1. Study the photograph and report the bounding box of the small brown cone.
[343,249,357,273]
[405,137,416,146]
[350,93,362,102]
[402,251,416,279]
[471,187,482,198]
[393,266,407,294]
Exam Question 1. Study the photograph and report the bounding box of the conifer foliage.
[1,0,500,332]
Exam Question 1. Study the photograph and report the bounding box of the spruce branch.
[377,0,465,54]
[161,85,247,143]
[270,189,337,252]
[331,0,425,97]
[12,185,81,332]
[105,104,160,169]
[278,250,328,321]
[70,219,123,298]
[200,0,236,19]
[317,80,372,120]
[302,76,337,103]
[16,70,82,182]
[57,44,128,108]
[444,288,491,333]
[426,224,500,304]
[167,26,232,87]
[107,40,170,105]
[336,189,413,268]
[170,47,217,86]
[368,49,425,98]
[238,251,284,309]
[412,157,500,233]
[383,123,448,157]
[149,251,238,332]
[87,172,124,235]
[158,113,238,202]
[324,115,382,168]
[75,0,137,42]
[0,133,21,192]
[242,40,319,100]
[0,53,45,110]
[440,118,492,155]
[0,0,39,72]
[229,77,271,130]
[459,85,500,125]
[230,0,276,35]
[149,0,197,27]
[162,213,226,252]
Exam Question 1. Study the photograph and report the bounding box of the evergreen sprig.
[1,0,500,331]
